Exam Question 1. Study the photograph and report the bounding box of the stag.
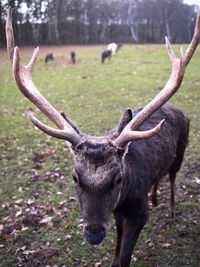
[6,7,200,267]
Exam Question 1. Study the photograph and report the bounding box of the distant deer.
[102,43,122,63]
[70,51,76,64]
[45,53,54,63]
[6,7,200,267]
[107,42,122,54]
[101,49,112,63]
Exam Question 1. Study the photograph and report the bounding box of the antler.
[112,9,200,149]
[6,7,84,147]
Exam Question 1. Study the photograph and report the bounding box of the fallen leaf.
[27,199,35,205]
[0,224,4,234]
[40,217,53,227]
[65,234,72,240]
[194,177,200,185]
[94,262,101,267]
[162,243,171,249]
[16,210,22,217]
[15,199,23,205]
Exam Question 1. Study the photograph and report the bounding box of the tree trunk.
[100,21,107,42]
[128,4,139,43]
[47,0,61,45]
[164,6,171,42]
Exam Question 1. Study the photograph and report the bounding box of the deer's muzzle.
[84,224,106,245]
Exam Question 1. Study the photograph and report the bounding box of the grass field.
[0,44,200,267]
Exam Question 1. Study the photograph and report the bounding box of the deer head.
[6,7,200,245]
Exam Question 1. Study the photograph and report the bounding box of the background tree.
[0,0,198,47]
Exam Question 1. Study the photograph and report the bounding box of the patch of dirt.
[55,56,81,66]
[0,45,103,64]
[22,214,43,227]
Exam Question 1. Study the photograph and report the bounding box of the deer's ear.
[116,109,133,134]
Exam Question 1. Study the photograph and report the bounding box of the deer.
[107,43,121,55]
[6,7,200,267]
[101,49,112,63]
[70,51,76,64]
[45,53,55,64]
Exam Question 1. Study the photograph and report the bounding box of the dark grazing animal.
[6,7,200,267]
[101,49,112,63]
[70,51,76,64]
[45,53,54,63]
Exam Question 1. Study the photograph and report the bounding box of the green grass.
[0,44,200,266]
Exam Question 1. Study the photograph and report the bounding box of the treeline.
[0,0,198,47]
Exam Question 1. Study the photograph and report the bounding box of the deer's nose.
[84,224,106,245]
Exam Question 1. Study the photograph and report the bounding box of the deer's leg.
[149,181,159,206]
[111,213,124,267]
[119,217,147,267]
[169,172,176,218]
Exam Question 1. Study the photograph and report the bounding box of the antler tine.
[27,46,39,72]
[165,36,176,63]
[12,46,66,130]
[28,110,83,145]
[113,119,165,149]
[112,9,200,149]
[6,7,83,147]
